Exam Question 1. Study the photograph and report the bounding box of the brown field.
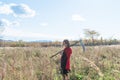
[0,45,120,80]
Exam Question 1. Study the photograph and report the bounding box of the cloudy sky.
[0,0,120,41]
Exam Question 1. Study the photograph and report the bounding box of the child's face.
[63,42,67,47]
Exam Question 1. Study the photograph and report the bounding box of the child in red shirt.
[61,39,72,80]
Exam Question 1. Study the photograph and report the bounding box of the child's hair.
[63,39,70,47]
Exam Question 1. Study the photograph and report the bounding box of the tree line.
[0,29,119,47]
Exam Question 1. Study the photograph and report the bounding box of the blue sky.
[0,0,120,41]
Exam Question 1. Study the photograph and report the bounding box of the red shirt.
[61,47,72,70]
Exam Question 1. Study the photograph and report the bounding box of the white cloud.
[0,19,20,35]
[72,14,86,21]
[10,3,36,18]
[0,18,20,34]
[0,4,13,15]
[2,27,75,41]
[0,3,36,18]
[0,19,11,27]
[0,19,20,28]
[40,23,48,26]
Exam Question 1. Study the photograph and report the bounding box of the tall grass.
[0,45,120,80]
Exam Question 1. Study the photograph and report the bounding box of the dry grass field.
[0,45,120,80]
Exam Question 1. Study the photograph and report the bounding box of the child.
[61,39,72,80]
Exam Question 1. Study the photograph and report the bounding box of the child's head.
[63,39,70,48]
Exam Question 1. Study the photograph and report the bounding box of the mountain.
[30,40,52,42]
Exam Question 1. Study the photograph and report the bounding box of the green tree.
[84,29,100,45]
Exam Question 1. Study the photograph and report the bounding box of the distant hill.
[0,39,52,43]
[30,40,52,42]
[0,39,13,42]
